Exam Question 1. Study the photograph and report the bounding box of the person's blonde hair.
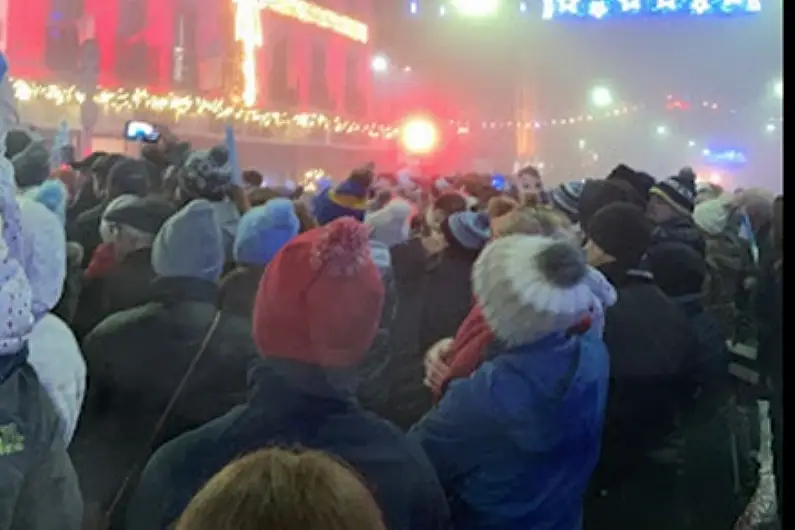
[175,447,385,530]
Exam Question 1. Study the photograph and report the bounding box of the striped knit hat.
[649,169,697,215]
[550,180,586,222]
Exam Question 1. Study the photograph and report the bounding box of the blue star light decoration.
[540,0,762,19]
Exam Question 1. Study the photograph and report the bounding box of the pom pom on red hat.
[309,217,371,277]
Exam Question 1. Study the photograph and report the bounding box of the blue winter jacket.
[409,331,609,530]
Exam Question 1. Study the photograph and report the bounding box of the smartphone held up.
[123,120,161,143]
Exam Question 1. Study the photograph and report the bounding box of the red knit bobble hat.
[252,217,385,367]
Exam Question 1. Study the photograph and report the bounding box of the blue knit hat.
[234,198,300,266]
[445,211,491,250]
[312,178,370,226]
[27,179,68,225]
[550,180,586,222]
[152,199,225,281]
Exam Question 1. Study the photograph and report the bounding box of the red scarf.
[435,303,494,400]
[85,243,118,280]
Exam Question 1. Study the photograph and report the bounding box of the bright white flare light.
[590,86,614,108]
[401,117,440,156]
[371,55,389,73]
[450,0,501,17]
[774,80,783,99]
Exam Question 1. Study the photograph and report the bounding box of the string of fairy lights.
[13,76,781,143]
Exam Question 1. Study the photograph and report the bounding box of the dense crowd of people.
[0,57,783,530]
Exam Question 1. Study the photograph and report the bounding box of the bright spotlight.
[401,117,440,156]
[371,55,389,73]
[450,0,500,17]
[656,125,668,136]
[590,86,614,108]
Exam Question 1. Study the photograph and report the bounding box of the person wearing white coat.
[18,195,86,445]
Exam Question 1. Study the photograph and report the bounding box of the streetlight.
[371,55,389,73]
[590,86,614,108]
[656,125,668,137]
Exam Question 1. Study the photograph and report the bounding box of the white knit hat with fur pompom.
[472,235,616,347]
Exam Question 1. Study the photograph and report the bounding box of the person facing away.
[0,145,83,529]
[73,195,175,338]
[174,146,240,260]
[70,199,258,526]
[17,196,86,447]
[125,218,450,530]
[581,202,696,530]
[646,241,739,528]
[219,198,300,319]
[410,234,616,530]
[173,447,386,530]
[366,209,491,430]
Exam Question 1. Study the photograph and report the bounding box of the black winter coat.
[69,277,258,527]
[72,247,158,339]
[362,239,478,430]
[125,359,451,530]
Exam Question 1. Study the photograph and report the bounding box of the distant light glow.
[450,0,501,17]
[765,123,777,133]
[709,172,722,184]
[519,2,528,12]
[410,2,418,14]
[656,125,668,136]
[688,140,697,147]
[401,117,440,156]
[371,55,389,73]
[590,86,613,107]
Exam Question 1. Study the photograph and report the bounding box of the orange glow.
[400,117,440,156]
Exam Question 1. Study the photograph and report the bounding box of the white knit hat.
[693,196,731,236]
[473,235,617,347]
[365,198,414,248]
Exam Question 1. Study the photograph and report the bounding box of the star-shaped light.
[691,0,712,15]
[619,0,642,11]
[655,0,678,10]
[557,0,580,14]
[542,0,556,19]
[589,1,609,19]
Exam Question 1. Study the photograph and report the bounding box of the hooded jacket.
[410,332,609,530]
[18,198,86,446]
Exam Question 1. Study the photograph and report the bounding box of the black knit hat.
[578,179,643,231]
[5,129,34,160]
[107,157,149,197]
[649,168,697,215]
[646,241,706,297]
[103,196,176,235]
[586,202,653,267]
[606,164,655,202]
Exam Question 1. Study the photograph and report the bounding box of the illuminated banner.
[407,0,763,18]
[541,0,762,19]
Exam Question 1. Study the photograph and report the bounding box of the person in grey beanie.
[8,128,50,190]
[72,198,258,528]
